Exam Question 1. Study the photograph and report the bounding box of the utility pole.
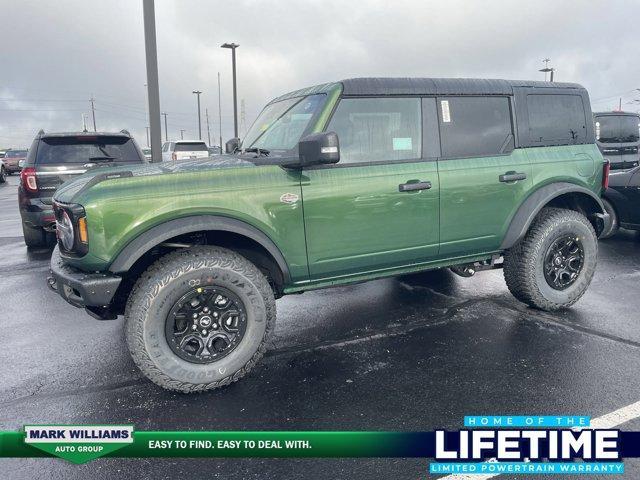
[162,112,168,142]
[143,0,162,162]
[221,43,240,138]
[217,72,223,149]
[90,95,97,131]
[539,58,554,82]
[192,90,202,140]
[82,114,88,132]
[180,129,185,140]
[205,108,211,146]
[240,99,246,137]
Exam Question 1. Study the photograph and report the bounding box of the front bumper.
[48,246,122,319]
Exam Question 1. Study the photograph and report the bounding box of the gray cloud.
[1,0,638,149]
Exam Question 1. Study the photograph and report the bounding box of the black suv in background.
[594,111,640,171]
[19,130,147,247]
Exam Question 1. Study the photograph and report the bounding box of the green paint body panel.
[53,82,605,295]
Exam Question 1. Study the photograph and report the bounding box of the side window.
[527,94,586,143]
[327,97,421,164]
[162,143,169,152]
[438,96,513,158]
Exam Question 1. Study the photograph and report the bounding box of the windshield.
[243,94,325,152]
[6,150,27,158]
[36,136,144,164]
[596,115,640,143]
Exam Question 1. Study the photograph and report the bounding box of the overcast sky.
[1,0,638,149]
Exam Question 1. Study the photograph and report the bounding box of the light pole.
[143,0,162,162]
[221,43,239,138]
[217,72,223,149]
[205,108,211,146]
[192,90,202,140]
[161,112,168,142]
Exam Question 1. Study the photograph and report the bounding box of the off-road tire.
[503,207,597,311]
[22,222,48,248]
[124,246,276,392]
[0,166,5,183]
[599,198,618,239]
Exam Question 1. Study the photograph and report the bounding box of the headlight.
[57,210,75,251]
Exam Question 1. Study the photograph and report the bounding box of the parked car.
[0,158,6,183]
[0,149,8,158]
[19,130,147,248]
[48,77,609,392]
[594,111,640,171]
[141,147,152,161]
[3,149,27,174]
[600,164,640,237]
[161,140,209,161]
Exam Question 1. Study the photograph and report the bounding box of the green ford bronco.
[48,78,611,392]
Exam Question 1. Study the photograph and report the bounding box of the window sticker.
[441,100,451,123]
[393,137,413,150]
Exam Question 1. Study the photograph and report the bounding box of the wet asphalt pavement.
[1,174,640,479]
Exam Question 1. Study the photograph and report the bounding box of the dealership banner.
[2,418,640,470]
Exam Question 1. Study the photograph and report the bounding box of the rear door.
[301,96,440,280]
[436,95,532,256]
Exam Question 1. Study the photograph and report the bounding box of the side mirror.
[225,137,240,154]
[298,132,340,167]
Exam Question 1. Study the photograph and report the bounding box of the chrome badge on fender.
[280,193,299,204]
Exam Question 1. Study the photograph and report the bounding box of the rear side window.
[35,136,143,164]
[438,96,513,158]
[327,97,422,164]
[174,142,208,152]
[527,94,587,143]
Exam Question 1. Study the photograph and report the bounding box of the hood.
[53,155,257,203]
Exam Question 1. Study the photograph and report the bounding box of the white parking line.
[439,400,640,479]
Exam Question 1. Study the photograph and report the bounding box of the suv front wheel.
[125,246,276,392]
[503,207,597,311]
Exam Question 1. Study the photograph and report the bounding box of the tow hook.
[47,275,58,292]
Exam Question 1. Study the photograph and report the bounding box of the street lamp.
[192,90,202,140]
[221,42,240,138]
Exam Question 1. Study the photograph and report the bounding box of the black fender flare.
[108,215,291,283]
[500,182,607,250]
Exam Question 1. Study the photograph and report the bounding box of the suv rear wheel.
[503,207,597,311]
[22,222,48,248]
[0,165,5,183]
[125,246,276,392]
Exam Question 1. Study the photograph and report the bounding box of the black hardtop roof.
[593,110,640,117]
[340,77,585,96]
[268,77,586,104]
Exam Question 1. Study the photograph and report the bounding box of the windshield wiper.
[242,147,270,157]
[88,156,116,163]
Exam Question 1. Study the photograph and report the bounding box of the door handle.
[399,181,432,192]
[499,172,527,183]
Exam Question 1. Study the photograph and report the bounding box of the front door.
[301,96,440,280]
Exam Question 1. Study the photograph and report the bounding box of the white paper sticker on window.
[441,100,451,123]
[393,137,413,151]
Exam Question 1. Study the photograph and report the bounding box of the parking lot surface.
[1,174,640,479]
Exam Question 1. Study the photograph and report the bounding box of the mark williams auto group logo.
[24,425,134,464]
[430,415,623,475]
